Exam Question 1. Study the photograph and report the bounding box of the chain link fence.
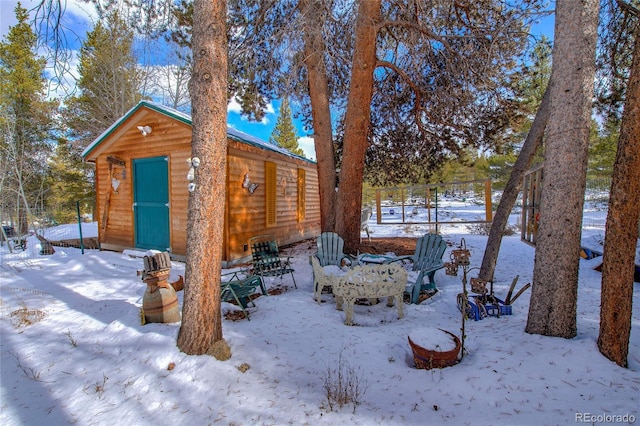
[369,180,493,225]
[0,178,616,267]
[582,175,611,230]
[1,202,98,268]
[366,176,612,239]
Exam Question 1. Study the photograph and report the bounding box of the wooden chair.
[391,233,447,303]
[361,207,372,241]
[221,271,266,320]
[314,232,355,267]
[311,232,356,302]
[249,235,297,288]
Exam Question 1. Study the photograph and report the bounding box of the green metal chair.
[221,271,266,320]
[249,235,297,288]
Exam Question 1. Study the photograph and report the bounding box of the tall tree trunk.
[525,0,599,338]
[301,0,337,232]
[479,86,551,282]
[177,0,229,358]
[335,0,381,253]
[598,23,640,368]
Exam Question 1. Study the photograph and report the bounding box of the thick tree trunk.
[335,0,381,253]
[598,25,640,368]
[525,0,599,338]
[177,0,229,358]
[301,0,337,232]
[479,86,551,282]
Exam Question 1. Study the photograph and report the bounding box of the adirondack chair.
[311,232,355,302]
[221,271,266,320]
[361,207,372,241]
[392,233,448,304]
[249,235,297,288]
[314,232,355,267]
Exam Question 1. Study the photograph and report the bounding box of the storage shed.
[82,101,320,266]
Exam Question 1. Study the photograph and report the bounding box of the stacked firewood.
[138,252,183,292]
[143,252,171,275]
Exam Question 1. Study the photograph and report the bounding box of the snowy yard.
[1,211,639,425]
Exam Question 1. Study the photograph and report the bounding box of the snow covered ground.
[1,202,639,425]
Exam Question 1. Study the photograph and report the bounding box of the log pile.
[143,252,172,275]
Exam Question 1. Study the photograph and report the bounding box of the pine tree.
[269,98,304,157]
[47,140,94,223]
[176,0,229,357]
[597,0,640,368]
[526,0,600,338]
[588,119,618,178]
[64,11,143,151]
[0,2,57,234]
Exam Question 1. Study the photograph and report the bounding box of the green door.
[133,156,170,251]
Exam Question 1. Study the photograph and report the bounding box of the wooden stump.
[143,283,180,323]
[141,252,181,323]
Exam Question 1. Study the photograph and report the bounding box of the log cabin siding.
[84,101,320,265]
[225,142,320,262]
[91,112,193,255]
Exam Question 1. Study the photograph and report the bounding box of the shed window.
[297,168,306,222]
[265,161,277,226]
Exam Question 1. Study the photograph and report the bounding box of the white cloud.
[297,136,316,161]
[227,97,243,114]
[1,0,96,38]
[265,101,275,115]
[64,0,99,23]
[44,51,81,101]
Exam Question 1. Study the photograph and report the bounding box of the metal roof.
[81,100,314,164]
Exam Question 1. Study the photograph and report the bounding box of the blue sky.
[226,96,317,160]
[1,0,556,161]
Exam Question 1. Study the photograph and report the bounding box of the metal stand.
[444,238,476,360]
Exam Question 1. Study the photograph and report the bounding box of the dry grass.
[322,350,367,413]
[10,306,46,328]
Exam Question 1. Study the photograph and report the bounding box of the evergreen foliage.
[63,11,144,152]
[49,11,145,221]
[588,119,618,177]
[595,0,640,121]
[169,1,543,187]
[168,0,286,121]
[47,140,95,223]
[486,37,552,188]
[360,2,543,186]
[269,98,304,156]
[517,36,553,117]
[0,3,58,232]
